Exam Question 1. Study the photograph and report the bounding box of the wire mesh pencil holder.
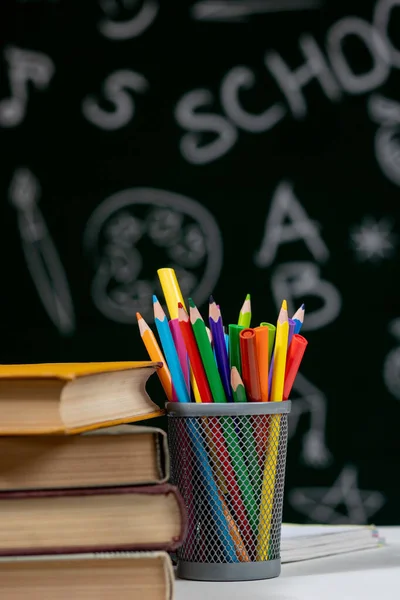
[167,401,291,581]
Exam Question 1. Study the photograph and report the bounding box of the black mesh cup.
[167,401,291,581]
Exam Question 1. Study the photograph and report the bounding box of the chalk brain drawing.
[83,188,223,323]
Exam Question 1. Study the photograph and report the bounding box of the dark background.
[1,0,400,525]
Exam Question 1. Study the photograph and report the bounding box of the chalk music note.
[0,46,55,128]
[98,0,159,40]
[9,168,75,336]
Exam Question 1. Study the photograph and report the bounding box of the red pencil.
[178,302,213,403]
[283,334,308,400]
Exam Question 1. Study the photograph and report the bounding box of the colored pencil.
[239,328,262,402]
[189,298,227,403]
[270,300,289,402]
[229,324,244,375]
[157,268,186,320]
[178,303,214,403]
[169,318,190,394]
[225,332,229,353]
[157,267,202,404]
[136,312,173,401]
[231,366,247,404]
[218,492,250,562]
[257,300,289,559]
[254,326,270,402]
[292,303,305,334]
[283,334,308,400]
[209,297,232,402]
[231,367,262,501]
[238,293,251,328]
[186,419,238,562]
[153,295,190,404]
[206,417,254,542]
[288,318,296,347]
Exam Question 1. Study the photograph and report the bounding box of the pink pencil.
[169,318,190,394]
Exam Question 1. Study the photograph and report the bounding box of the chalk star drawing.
[350,216,397,263]
[289,465,386,524]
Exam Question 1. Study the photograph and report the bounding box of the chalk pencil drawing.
[98,0,159,40]
[289,372,333,469]
[83,188,223,324]
[289,465,386,524]
[191,0,322,22]
[8,168,75,336]
[383,318,400,401]
[350,215,397,262]
[0,46,55,128]
[82,69,149,130]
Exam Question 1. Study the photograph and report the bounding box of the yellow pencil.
[257,300,289,560]
[270,300,289,402]
[157,267,202,403]
[157,268,186,320]
[136,312,173,401]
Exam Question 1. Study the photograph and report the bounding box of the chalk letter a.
[254,180,330,268]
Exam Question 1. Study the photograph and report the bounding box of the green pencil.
[188,298,227,403]
[260,322,276,363]
[231,367,262,509]
[238,293,251,328]
[229,324,244,375]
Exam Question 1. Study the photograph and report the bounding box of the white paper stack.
[280,524,384,563]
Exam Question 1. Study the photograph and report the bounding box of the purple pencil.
[288,318,296,347]
[209,296,233,402]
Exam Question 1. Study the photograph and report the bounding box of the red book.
[0,484,187,556]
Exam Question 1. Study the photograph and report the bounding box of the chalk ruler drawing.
[177,0,400,165]
[289,372,333,468]
[8,168,75,336]
[0,46,55,128]
[82,69,149,130]
[83,188,223,324]
[255,180,342,331]
[98,0,159,40]
[289,465,386,524]
[383,318,400,401]
[350,215,397,262]
[191,0,322,22]
[368,93,400,187]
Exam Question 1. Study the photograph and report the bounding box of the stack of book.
[0,362,186,599]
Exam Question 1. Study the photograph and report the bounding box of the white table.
[175,527,400,600]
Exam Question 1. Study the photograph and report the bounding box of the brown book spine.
[0,484,187,556]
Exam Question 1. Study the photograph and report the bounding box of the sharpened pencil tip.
[246,293,251,300]
[282,299,287,310]
[152,294,158,304]
[178,302,183,309]
[136,312,142,321]
[301,303,305,310]
[188,297,196,308]
[209,295,215,304]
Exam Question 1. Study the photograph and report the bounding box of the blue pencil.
[292,303,305,334]
[225,332,229,354]
[187,420,238,562]
[153,295,190,403]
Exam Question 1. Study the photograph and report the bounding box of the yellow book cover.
[0,362,165,435]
